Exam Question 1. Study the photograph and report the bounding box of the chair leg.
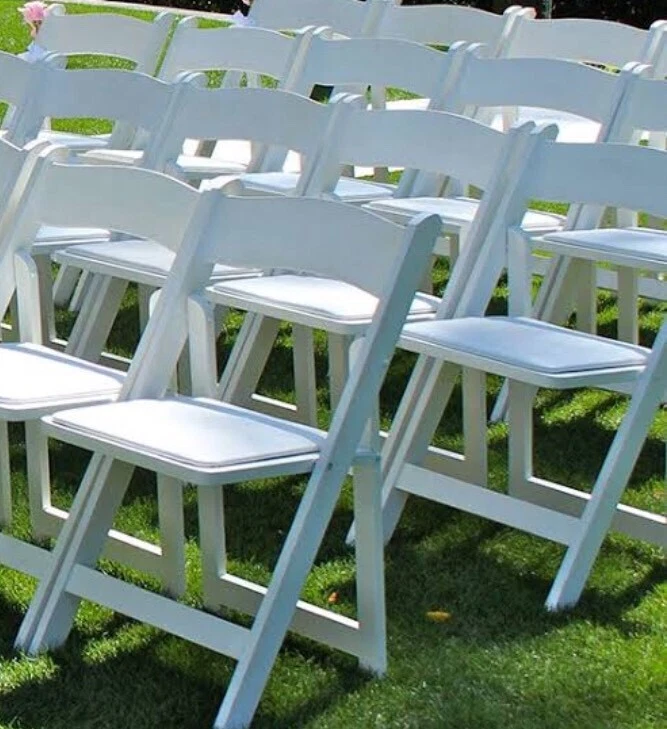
[25,420,53,540]
[546,370,666,610]
[198,485,227,610]
[352,417,387,675]
[0,421,12,526]
[616,266,639,344]
[327,333,352,413]
[68,271,93,313]
[65,275,128,361]
[507,380,537,499]
[292,324,318,426]
[217,314,281,407]
[15,455,135,653]
[52,265,82,307]
[156,474,186,598]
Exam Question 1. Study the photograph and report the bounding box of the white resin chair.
[375,137,667,611]
[531,68,667,346]
[362,45,637,259]
[212,117,559,426]
[0,145,199,595]
[15,193,440,729]
[53,87,355,365]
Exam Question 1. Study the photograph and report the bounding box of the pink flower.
[18,2,49,26]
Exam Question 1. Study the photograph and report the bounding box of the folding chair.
[376,136,667,610]
[531,68,667,346]
[0,145,213,596]
[14,188,440,729]
[52,87,357,366]
[212,116,559,427]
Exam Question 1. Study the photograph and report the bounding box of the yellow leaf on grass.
[426,610,452,623]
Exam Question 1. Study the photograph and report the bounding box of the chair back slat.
[36,4,173,74]
[249,0,385,36]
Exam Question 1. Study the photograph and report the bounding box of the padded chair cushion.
[36,225,110,243]
[541,227,667,267]
[55,240,258,282]
[208,274,438,323]
[491,107,602,144]
[36,130,111,150]
[49,397,324,470]
[0,343,123,410]
[401,317,649,373]
[366,196,564,231]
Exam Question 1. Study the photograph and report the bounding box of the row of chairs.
[0,115,663,728]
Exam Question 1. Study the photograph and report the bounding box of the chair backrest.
[302,104,531,199]
[282,27,462,101]
[248,0,386,36]
[503,14,667,77]
[374,1,533,55]
[5,65,179,149]
[142,84,357,179]
[436,44,636,135]
[35,4,173,74]
[0,52,42,130]
[158,18,314,86]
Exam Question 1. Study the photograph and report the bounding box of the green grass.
[0,3,666,727]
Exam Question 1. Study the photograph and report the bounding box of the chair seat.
[400,316,649,388]
[44,397,324,485]
[365,196,564,235]
[0,343,124,418]
[203,172,395,202]
[490,107,602,144]
[31,225,111,256]
[36,130,111,151]
[207,274,438,334]
[539,227,667,271]
[54,239,260,287]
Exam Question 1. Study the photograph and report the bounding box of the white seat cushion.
[366,196,564,233]
[0,343,124,414]
[36,130,111,151]
[203,173,395,202]
[48,397,324,471]
[401,317,649,374]
[35,225,110,244]
[490,107,602,144]
[55,239,258,284]
[208,274,438,326]
[540,227,667,269]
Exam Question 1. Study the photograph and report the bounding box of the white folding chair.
[531,68,667,346]
[5,64,183,344]
[36,4,173,75]
[249,0,386,36]
[0,145,197,595]
[375,136,667,610]
[212,115,558,427]
[14,190,440,729]
[52,87,356,366]
[362,44,638,260]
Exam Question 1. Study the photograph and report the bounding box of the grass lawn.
[0,2,666,727]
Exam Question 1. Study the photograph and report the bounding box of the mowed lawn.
[0,2,665,727]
